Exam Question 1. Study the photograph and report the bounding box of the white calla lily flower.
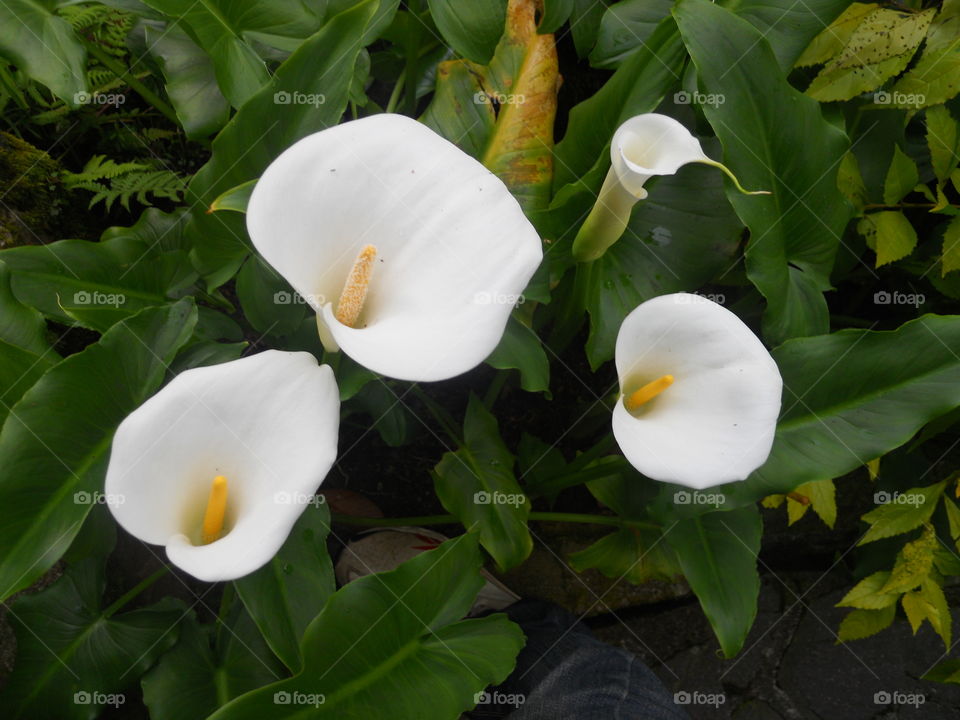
[246,113,543,382]
[105,350,339,582]
[572,113,767,262]
[612,293,782,489]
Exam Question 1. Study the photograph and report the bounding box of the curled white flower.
[105,351,339,582]
[246,113,543,382]
[572,114,766,262]
[612,293,782,489]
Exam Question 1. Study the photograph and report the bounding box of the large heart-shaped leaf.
[142,606,287,720]
[234,505,337,672]
[0,0,86,104]
[666,505,762,657]
[427,0,507,63]
[725,315,960,506]
[0,299,197,601]
[675,0,852,345]
[1,236,197,332]
[434,396,532,570]
[186,0,379,286]
[1,556,184,719]
[421,0,559,211]
[209,533,524,719]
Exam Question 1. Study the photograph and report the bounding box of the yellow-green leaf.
[858,211,918,267]
[883,145,919,205]
[893,0,960,108]
[837,571,899,610]
[944,496,960,540]
[786,495,809,525]
[837,151,868,211]
[761,494,785,509]
[858,481,946,544]
[881,525,937,593]
[926,105,960,182]
[837,605,896,642]
[902,578,952,648]
[867,457,880,480]
[795,3,880,68]
[806,8,935,102]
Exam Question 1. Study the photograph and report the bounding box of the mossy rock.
[0,131,89,248]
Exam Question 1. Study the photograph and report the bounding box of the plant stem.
[385,74,405,114]
[102,566,169,618]
[483,370,509,410]
[330,511,660,530]
[83,41,179,126]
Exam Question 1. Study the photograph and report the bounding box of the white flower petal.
[105,350,339,581]
[246,113,543,381]
[610,114,709,198]
[612,293,782,489]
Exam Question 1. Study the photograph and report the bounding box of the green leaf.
[169,340,248,374]
[795,2,879,68]
[727,0,854,71]
[145,22,230,139]
[0,557,184,719]
[433,395,532,570]
[859,483,945,545]
[893,0,960,108]
[486,316,550,393]
[943,214,960,275]
[858,211,918,268]
[422,0,560,211]
[589,0,673,69]
[882,145,919,205]
[666,505,762,657]
[923,658,960,684]
[0,300,197,601]
[578,162,742,367]
[806,8,935,102]
[837,151,869,211]
[186,0,378,286]
[675,0,851,344]
[552,18,686,192]
[539,0,573,33]
[725,317,960,506]
[350,380,415,447]
[209,534,524,719]
[235,255,306,337]
[234,505,337,673]
[0,236,197,332]
[0,260,58,428]
[209,178,257,214]
[142,608,286,720]
[569,525,682,584]
[139,0,327,107]
[0,0,86,104]
[427,0,506,63]
[902,578,951,648]
[926,105,960,183]
[837,604,896,642]
[837,571,899,610]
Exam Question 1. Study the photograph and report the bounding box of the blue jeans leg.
[471,599,689,720]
